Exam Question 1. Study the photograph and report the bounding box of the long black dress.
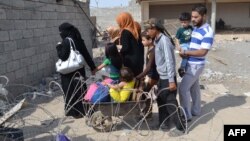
[120,29,144,76]
[56,37,96,117]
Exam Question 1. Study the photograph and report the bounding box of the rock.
[200,85,205,90]
[236,38,243,42]
[244,92,250,97]
[0,84,8,96]
[232,37,238,40]
[237,76,243,79]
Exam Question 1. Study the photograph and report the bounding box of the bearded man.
[178,4,214,122]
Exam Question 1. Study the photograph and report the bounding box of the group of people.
[56,4,214,132]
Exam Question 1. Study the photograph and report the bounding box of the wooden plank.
[0,99,26,126]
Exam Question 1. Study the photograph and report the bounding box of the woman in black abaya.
[56,23,96,118]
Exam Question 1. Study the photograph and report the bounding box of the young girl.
[94,42,122,81]
[136,31,159,92]
[105,67,135,103]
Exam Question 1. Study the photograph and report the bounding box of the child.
[144,18,185,131]
[106,26,120,44]
[175,12,193,77]
[136,31,159,118]
[136,31,159,92]
[105,67,135,103]
[94,42,122,81]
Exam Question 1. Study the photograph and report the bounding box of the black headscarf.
[59,22,83,40]
[59,23,73,39]
[105,42,122,70]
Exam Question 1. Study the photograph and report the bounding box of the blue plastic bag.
[56,133,70,141]
[90,82,110,103]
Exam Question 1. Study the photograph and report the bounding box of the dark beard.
[193,19,203,28]
[196,22,203,27]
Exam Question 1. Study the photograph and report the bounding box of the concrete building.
[139,0,250,33]
[0,0,94,94]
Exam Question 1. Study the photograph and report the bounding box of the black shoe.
[176,123,187,133]
[72,115,83,119]
[159,124,170,131]
[178,68,185,77]
[181,116,192,122]
[176,117,187,133]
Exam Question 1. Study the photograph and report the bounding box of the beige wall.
[216,3,250,28]
[149,4,194,20]
[148,2,250,29]
[149,4,195,34]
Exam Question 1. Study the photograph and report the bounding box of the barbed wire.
[0,75,229,141]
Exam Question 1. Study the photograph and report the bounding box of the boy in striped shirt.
[178,4,214,122]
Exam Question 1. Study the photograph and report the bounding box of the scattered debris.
[211,48,216,51]
[232,37,243,41]
[0,99,26,126]
[211,55,227,66]
[202,93,212,97]
[40,119,55,127]
[200,85,205,90]
[232,37,238,40]
[201,69,226,82]
[0,84,8,96]
[120,129,131,136]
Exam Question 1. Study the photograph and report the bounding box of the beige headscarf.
[106,26,120,42]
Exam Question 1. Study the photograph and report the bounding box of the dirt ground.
[1,32,250,141]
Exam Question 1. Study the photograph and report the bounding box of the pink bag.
[84,83,98,101]
[103,78,113,84]
[84,78,114,102]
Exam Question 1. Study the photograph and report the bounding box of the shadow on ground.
[188,94,247,131]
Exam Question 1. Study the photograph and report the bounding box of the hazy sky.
[90,0,129,8]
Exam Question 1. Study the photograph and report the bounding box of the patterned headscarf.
[144,18,175,46]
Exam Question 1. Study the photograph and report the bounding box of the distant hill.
[90,1,141,31]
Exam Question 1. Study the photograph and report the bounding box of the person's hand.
[56,43,62,49]
[102,81,107,86]
[91,68,97,75]
[179,48,187,58]
[175,45,181,52]
[169,82,177,91]
[135,76,144,81]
